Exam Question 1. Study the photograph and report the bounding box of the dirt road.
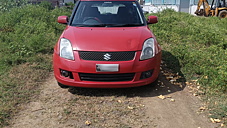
[6,71,218,128]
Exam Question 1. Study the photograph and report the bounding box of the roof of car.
[80,0,135,1]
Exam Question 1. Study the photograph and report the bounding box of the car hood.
[61,26,154,51]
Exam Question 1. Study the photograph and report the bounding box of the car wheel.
[152,76,159,85]
[57,82,69,88]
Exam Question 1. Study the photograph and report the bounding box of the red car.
[53,0,161,88]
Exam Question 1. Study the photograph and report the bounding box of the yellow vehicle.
[195,0,227,18]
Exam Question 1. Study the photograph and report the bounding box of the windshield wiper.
[73,24,105,27]
[112,23,144,27]
[72,23,144,27]
[92,23,144,27]
[74,24,116,27]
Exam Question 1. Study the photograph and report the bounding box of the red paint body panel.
[58,26,155,51]
[53,50,161,88]
[147,16,158,24]
[57,16,68,24]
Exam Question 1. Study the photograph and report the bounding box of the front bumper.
[53,51,161,88]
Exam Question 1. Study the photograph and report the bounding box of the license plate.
[96,64,119,72]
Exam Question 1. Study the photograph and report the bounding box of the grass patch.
[0,3,71,127]
[149,9,227,123]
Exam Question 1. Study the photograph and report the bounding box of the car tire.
[57,82,69,88]
[218,10,227,18]
[150,74,159,86]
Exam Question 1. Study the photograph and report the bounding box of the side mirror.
[147,16,158,24]
[58,16,68,24]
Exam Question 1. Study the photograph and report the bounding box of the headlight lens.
[59,38,74,60]
[140,38,155,60]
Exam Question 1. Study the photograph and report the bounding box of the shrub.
[0,0,28,12]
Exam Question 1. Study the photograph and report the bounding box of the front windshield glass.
[71,1,145,27]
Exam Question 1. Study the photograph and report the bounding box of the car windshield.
[71,1,145,27]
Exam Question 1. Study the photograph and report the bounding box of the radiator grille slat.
[79,73,135,82]
[79,51,135,61]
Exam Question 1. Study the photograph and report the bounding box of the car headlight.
[59,38,74,60]
[140,38,155,60]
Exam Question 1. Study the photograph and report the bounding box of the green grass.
[0,3,71,127]
[149,9,227,122]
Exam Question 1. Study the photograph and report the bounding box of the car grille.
[79,51,135,61]
[79,73,135,82]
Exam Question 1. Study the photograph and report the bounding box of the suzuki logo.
[104,53,111,60]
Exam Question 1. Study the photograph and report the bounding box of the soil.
[5,68,219,128]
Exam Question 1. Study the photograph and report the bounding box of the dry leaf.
[127,106,134,110]
[158,95,165,100]
[166,95,172,98]
[117,100,122,103]
[221,123,225,127]
[166,76,173,79]
[199,106,206,111]
[210,118,215,123]
[177,75,182,78]
[170,99,175,102]
[193,93,198,96]
[192,79,198,82]
[170,79,176,82]
[185,82,190,85]
[210,118,221,123]
[139,104,145,107]
[179,84,183,88]
[85,120,91,126]
[213,119,221,123]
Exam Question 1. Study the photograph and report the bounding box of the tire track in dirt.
[5,74,73,128]
[6,73,218,128]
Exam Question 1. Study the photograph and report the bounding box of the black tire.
[218,10,227,18]
[57,82,69,88]
[150,74,160,86]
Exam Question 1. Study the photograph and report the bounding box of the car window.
[71,1,145,27]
